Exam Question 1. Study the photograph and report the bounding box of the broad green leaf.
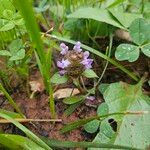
[0,134,44,150]
[129,18,150,45]
[89,118,116,149]
[84,119,100,133]
[0,50,11,56]
[63,96,84,105]
[115,44,139,62]
[141,43,150,57]
[97,102,109,116]
[9,48,25,61]
[9,39,22,53]
[98,84,109,94]
[0,112,52,150]
[108,9,142,28]
[91,82,150,150]
[51,72,68,84]
[0,20,15,31]
[82,69,98,78]
[68,7,125,29]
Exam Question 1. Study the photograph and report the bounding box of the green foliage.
[51,72,68,84]
[63,95,84,105]
[115,44,139,62]
[0,134,45,150]
[0,111,52,150]
[84,119,100,133]
[50,35,139,81]
[42,137,140,150]
[0,39,25,61]
[0,83,24,117]
[129,18,150,45]
[0,0,26,48]
[84,102,109,134]
[13,0,56,118]
[115,18,150,62]
[82,69,98,78]
[91,81,150,150]
[68,7,125,29]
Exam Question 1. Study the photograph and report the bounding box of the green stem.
[46,34,139,82]
[0,83,24,118]
[61,111,147,133]
[96,34,113,87]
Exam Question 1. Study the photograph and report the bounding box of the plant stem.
[0,83,24,118]
[95,34,113,87]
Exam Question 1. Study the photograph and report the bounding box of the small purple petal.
[57,61,63,68]
[57,59,70,69]
[83,51,89,59]
[60,43,68,55]
[87,96,95,101]
[59,70,67,76]
[73,41,82,52]
[81,58,93,69]
[85,64,92,69]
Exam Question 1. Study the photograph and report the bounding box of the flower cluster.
[57,41,93,76]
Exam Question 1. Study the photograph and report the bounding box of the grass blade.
[13,0,56,118]
[0,111,52,150]
[42,137,142,150]
[0,83,24,118]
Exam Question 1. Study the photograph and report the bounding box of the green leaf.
[108,9,142,28]
[64,101,83,116]
[63,96,84,105]
[82,69,98,78]
[42,137,139,150]
[115,44,139,62]
[92,82,150,150]
[3,9,14,19]
[97,102,109,116]
[0,109,22,118]
[0,50,11,56]
[90,118,115,146]
[68,7,125,29]
[0,134,44,150]
[9,48,25,61]
[129,18,150,45]
[51,72,68,84]
[0,20,15,31]
[0,0,15,17]
[98,84,109,94]
[0,112,52,150]
[9,39,23,53]
[141,43,150,57]
[84,119,100,133]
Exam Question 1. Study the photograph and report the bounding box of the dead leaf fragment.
[29,80,44,92]
[53,88,80,99]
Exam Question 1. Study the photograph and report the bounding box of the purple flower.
[81,58,93,69]
[83,51,89,59]
[57,59,70,69]
[86,96,95,101]
[73,41,82,52]
[59,70,67,76]
[60,43,68,55]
